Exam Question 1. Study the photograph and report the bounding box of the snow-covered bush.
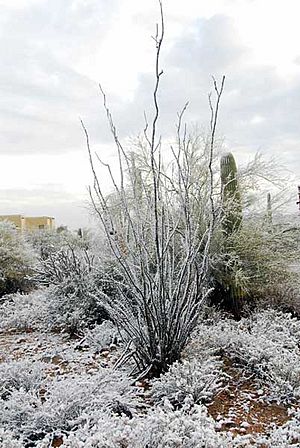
[0,359,46,398]
[208,215,300,320]
[130,404,227,448]
[0,428,24,448]
[26,228,65,261]
[0,289,48,332]
[192,309,300,402]
[44,281,99,335]
[0,367,138,442]
[0,389,41,438]
[46,404,229,448]
[33,231,93,286]
[39,368,138,428]
[225,221,299,306]
[0,221,36,297]
[33,233,108,334]
[151,357,225,407]
[84,320,118,352]
[83,2,227,377]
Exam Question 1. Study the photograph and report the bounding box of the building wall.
[0,215,55,231]
[24,216,55,231]
[0,214,26,230]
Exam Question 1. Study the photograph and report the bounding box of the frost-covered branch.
[83,2,225,377]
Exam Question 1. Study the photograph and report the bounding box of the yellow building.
[0,214,26,231]
[24,216,55,231]
[0,214,55,231]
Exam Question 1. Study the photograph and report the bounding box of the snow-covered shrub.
[48,404,229,448]
[209,215,300,318]
[86,59,226,376]
[233,221,299,306]
[26,228,65,261]
[151,357,225,407]
[84,320,118,352]
[0,289,48,332]
[39,369,138,428]
[49,413,130,448]
[0,389,41,438]
[0,428,24,448]
[34,233,108,334]
[192,309,300,402]
[45,281,99,335]
[131,404,228,448]
[0,367,138,441]
[0,360,46,398]
[0,221,36,297]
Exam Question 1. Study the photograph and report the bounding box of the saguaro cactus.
[220,152,242,235]
[266,192,273,227]
[219,152,243,318]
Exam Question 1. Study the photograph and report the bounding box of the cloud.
[1,2,300,224]
[3,1,299,172]
[113,14,300,177]
[0,187,91,229]
[0,0,120,154]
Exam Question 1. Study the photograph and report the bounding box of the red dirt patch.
[208,357,290,438]
[51,435,64,447]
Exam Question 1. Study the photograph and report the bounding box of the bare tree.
[82,1,225,377]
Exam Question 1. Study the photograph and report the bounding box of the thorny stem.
[200,76,225,279]
[82,0,226,377]
[208,75,225,228]
[150,0,164,267]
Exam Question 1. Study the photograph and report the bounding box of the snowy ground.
[1,293,300,447]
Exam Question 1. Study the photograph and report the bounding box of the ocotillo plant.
[220,152,242,235]
[83,0,225,377]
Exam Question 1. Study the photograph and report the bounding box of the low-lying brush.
[191,309,300,402]
[150,357,225,408]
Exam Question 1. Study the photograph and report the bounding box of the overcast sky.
[1,0,300,228]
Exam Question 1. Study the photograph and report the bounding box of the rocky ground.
[1,295,300,447]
